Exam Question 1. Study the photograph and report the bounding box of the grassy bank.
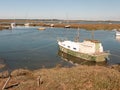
[0,65,120,90]
[1,19,120,30]
[0,64,5,69]
[0,25,10,30]
[69,24,120,30]
[30,23,120,30]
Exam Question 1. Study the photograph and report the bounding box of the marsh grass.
[0,65,120,90]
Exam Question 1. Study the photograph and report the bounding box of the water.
[0,27,120,70]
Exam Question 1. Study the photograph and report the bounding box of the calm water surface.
[0,27,120,70]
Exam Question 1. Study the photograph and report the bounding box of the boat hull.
[58,45,109,62]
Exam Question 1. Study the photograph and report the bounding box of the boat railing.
[57,37,68,42]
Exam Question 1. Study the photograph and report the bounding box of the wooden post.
[37,76,41,87]
[37,75,43,87]
[2,76,11,90]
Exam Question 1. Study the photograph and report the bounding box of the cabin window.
[67,46,70,48]
[73,48,76,50]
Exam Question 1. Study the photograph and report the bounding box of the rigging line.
[0,43,55,54]
[110,54,120,58]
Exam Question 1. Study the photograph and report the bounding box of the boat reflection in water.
[115,30,120,42]
[116,35,120,42]
[58,50,107,66]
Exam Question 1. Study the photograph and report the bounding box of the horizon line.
[0,18,120,21]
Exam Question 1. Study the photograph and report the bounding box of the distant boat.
[65,25,70,28]
[38,27,46,30]
[50,24,54,27]
[10,23,16,29]
[10,16,16,29]
[57,29,109,62]
[24,23,29,27]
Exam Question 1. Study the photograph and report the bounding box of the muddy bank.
[0,25,10,30]
[1,19,120,30]
[0,65,120,90]
[0,58,6,69]
[0,64,5,69]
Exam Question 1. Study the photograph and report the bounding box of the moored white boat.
[50,24,54,27]
[24,23,29,27]
[38,27,46,30]
[65,25,70,28]
[57,39,109,62]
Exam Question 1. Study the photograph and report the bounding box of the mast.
[74,28,80,42]
[91,30,94,40]
[65,13,70,28]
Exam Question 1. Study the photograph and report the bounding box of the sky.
[0,0,120,20]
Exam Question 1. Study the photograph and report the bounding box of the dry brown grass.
[0,64,5,69]
[1,19,120,30]
[0,25,10,30]
[70,24,120,30]
[35,65,120,90]
[53,23,120,30]
[32,23,120,30]
[1,65,119,90]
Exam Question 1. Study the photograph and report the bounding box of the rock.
[0,58,6,69]
[0,71,9,78]
[11,69,31,77]
[0,64,5,69]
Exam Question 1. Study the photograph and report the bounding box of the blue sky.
[0,0,120,20]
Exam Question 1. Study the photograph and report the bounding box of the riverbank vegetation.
[1,23,120,30]
[0,65,120,90]
[0,25,10,30]
[35,23,120,30]
[0,19,120,30]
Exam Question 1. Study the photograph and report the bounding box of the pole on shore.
[2,76,11,90]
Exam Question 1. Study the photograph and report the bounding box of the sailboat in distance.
[24,14,30,27]
[64,14,71,28]
[57,28,109,62]
[10,23,16,29]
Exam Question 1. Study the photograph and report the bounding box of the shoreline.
[0,19,120,30]
[30,23,120,30]
[0,25,10,30]
[0,65,120,90]
[0,58,6,70]
[0,22,120,30]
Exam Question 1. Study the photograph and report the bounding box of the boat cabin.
[58,39,103,55]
